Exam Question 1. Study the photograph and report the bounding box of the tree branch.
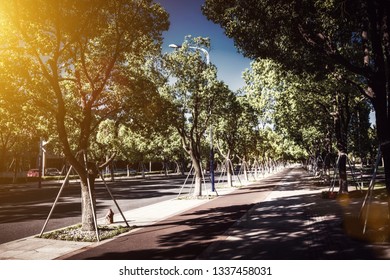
[98,152,117,170]
[297,24,368,77]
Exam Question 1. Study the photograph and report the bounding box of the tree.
[161,36,225,196]
[210,84,250,186]
[144,128,184,176]
[233,96,261,179]
[0,85,24,172]
[0,73,47,179]
[203,0,390,200]
[0,0,169,231]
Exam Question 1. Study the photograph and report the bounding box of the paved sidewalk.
[0,189,229,260]
[1,166,390,260]
[201,168,390,259]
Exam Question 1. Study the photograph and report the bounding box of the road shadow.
[0,176,191,224]
[201,192,390,259]
[68,200,264,260]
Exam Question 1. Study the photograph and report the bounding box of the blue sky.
[156,0,252,91]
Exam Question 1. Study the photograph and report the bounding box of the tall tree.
[161,37,224,196]
[234,96,261,177]
[0,0,169,231]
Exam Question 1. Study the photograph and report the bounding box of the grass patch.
[38,224,135,242]
[177,194,218,200]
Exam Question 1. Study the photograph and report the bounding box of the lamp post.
[169,44,215,192]
[38,138,49,188]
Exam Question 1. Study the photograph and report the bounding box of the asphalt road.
[0,174,193,244]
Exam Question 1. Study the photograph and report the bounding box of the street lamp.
[169,43,215,192]
[38,138,49,188]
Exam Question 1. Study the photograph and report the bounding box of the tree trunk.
[163,160,168,176]
[174,161,180,175]
[140,162,146,179]
[254,160,258,178]
[338,153,348,194]
[192,156,203,196]
[243,164,248,181]
[333,91,350,194]
[226,160,233,187]
[363,0,390,221]
[66,151,98,232]
[0,147,6,172]
[323,153,332,183]
[383,145,390,187]
[372,92,390,215]
[383,145,390,216]
[80,174,96,231]
[12,156,18,184]
[366,56,389,213]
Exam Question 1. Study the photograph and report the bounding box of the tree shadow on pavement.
[201,191,390,260]
[68,187,272,260]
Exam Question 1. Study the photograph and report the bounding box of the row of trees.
[0,1,297,232]
[243,59,376,192]
[203,0,389,201]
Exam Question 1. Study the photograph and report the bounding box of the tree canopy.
[203,0,390,196]
[0,0,169,230]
